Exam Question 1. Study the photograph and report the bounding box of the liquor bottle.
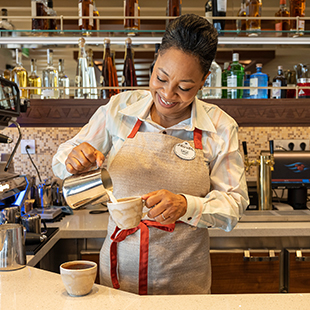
[227,53,244,99]
[272,66,287,99]
[42,49,59,99]
[149,43,160,77]
[286,69,297,98]
[275,0,290,37]
[250,63,268,99]
[31,0,47,31]
[93,0,100,33]
[46,0,57,31]
[166,0,181,27]
[202,61,222,99]
[0,9,15,37]
[11,49,28,99]
[75,38,90,99]
[289,0,305,34]
[28,59,42,98]
[100,38,119,99]
[205,0,213,24]
[3,64,13,80]
[213,0,227,34]
[58,59,70,99]
[87,49,98,99]
[221,61,230,99]
[78,0,94,33]
[246,0,262,36]
[122,38,138,91]
[124,0,139,33]
[243,71,251,99]
[236,0,247,35]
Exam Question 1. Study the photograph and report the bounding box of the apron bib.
[100,119,211,295]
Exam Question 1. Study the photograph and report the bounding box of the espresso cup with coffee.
[107,196,144,229]
[60,260,97,297]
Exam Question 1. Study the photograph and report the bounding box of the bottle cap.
[232,53,239,62]
[78,38,85,46]
[224,62,230,69]
[104,38,110,44]
[278,65,283,70]
[125,38,132,45]
[256,63,262,68]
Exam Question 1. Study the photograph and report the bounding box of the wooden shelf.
[17,98,310,128]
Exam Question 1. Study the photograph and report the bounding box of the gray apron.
[100,119,211,295]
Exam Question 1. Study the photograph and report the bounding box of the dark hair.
[160,14,218,76]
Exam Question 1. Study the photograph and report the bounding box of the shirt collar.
[119,92,217,133]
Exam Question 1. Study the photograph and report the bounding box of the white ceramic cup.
[60,260,97,297]
[107,196,144,229]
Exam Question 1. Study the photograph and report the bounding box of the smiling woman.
[52,13,249,296]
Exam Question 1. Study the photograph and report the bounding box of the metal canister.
[297,78,310,98]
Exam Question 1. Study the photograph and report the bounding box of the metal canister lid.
[297,78,310,84]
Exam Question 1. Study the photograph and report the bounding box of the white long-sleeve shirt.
[52,90,249,232]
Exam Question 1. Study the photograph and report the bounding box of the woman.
[52,14,249,295]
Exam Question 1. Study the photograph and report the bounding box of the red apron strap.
[128,119,143,138]
[193,128,203,150]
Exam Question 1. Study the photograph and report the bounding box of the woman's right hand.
[65,142,105,174]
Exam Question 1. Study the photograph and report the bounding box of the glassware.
[246,0,262,36]
[124,0,139,34]
[275,0,290,37]
[0,9,15,37]
[31,0,48,31]
[289,0,306,35]
[243,71,251,99]
[205,0,213,24]
[272,66,287,99]
[42,49,59,99]
[46,0,57,31]
[202,60,221,99]
[11,49,28,99]
[58,59,70,99]
[213,0,227,34]
[78,0,94,34]
[166,0,181,27]
[227,53,244,99]
[93,0,100,33]
[221,61,230,99]
[100,38,119,99]
[236,0,247,35]
[75,37,90,99]
[3,65,12,80]
[28,59,42,98]
[87,49,98,99]
[122,38,137,91]
[286,69,297,98]
[250,63,268,99]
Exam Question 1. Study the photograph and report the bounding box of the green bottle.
[227,53,244,99]
[221,62,230,98]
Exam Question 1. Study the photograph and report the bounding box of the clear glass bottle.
[46,0,57,31]
[42,49,59,99]
[166,0,182,27]
[243,71,251,99]
[32,0,48,31]
[250,63,268,99]
[78,0,94,33]
[227,53,244,99]
[246,0,262,36]
[28,59,42,98]
[87,49,98,99]
[11,49,29,99]
[213,0,227,34]
[202,60,222,99]
[272,66,287,99]
[275,0,290,37]
[221,61,230,99]
[236,0,247,35]
[124,0,139,33]
[122,38,137,91]
[58,59,70,99]
[75,37,90,99]
[100,38,119,99]
[205,0,213,24]
[0,9,15,37]
[290,0,305,34]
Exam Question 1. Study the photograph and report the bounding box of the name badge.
[174,142,196,161]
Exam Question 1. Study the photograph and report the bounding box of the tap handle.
[269,140,274,155]
[242,141,248,156]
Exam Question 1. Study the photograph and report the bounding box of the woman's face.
[149,47,208,126]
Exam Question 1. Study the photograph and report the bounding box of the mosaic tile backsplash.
[1,126,309,182]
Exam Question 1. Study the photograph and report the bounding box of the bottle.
[227,53,244,99]
[28,59,42,98]
[0,9,15,37]
[246,0,262,36]
[3,64,13,80]
[87,49,98,99]
[42,49,59,99]
[289,0,305,34]
[205,0,213,24]
[78,0,94,34]
[286,69,297,98]
[213,0,227,34]
[58,59,70,99]
[149,43,160,77]
[46,0,57,31]
[243,71,251,99]
[202,60,222,99]
[75,38,90,99]
[221,61,230,99]
[166,0,182,27]
[124,0,139,34]
[275,0,290,37]
[12,49,29,99]
[31,0,47,31]
[250,63,268,99]
[93,0,100,33]
[122,38,138,91]
[100,38,119,99]
[272,66,287,99]
[236,0,247,35]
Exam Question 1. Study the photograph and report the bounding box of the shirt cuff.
[178,194,204,227]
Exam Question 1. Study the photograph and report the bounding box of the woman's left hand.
[142,190,187,224]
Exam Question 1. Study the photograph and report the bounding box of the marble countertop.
[2,266,310,310]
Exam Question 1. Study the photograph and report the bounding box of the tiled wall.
[1,126,310,182]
